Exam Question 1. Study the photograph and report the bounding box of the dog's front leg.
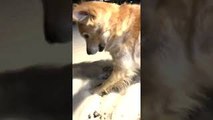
[93,52,137,96]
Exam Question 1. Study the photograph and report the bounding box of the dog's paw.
[95,79,131,96]
[102,66,113,73]
[98,66,113,80]
[91,84,109,96]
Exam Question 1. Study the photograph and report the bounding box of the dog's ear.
[73,6,96,23]
[73,11,90,22]
[73,11,96,23]
[73,3,78,8]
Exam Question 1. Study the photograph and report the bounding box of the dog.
[143,0,213,120]
[73,1,141,95]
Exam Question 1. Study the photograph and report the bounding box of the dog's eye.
[82,33,89,39]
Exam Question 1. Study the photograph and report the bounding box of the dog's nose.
[99,43,105,52]
[87,48,98,55]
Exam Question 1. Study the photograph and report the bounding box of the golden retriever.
[73,1,141,95]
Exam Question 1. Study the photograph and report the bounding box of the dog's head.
[73,2,119,55]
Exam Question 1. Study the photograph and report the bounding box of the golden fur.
[73,1,141,95]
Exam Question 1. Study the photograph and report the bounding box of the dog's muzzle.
[99,43,105,52]
[87,43,105,55]
[87,47,98,55]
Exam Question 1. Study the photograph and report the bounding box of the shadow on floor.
[0,62,213,120]
[0,64,71,120]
